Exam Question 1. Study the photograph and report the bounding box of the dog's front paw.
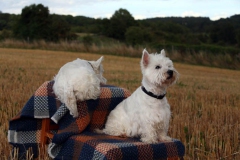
[70,111,79,118]
[140,137,158,144]
[158,135,172,142]
[94,128,104,134]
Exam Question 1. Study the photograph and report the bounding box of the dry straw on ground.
[0,48,240,159]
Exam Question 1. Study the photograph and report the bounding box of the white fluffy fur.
[53,57,106,118]
[97,49,179,143]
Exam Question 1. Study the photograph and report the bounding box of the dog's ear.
[96,56,104,68]
[91,56,103,70]
[89,56,103,72]
[142,49,149,67]
[160,49,166,56]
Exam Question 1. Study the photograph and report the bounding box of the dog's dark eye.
[155,65,161,69]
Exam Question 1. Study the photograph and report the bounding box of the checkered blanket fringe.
[8,81,185,159]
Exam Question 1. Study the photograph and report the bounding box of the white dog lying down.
[53,57,107,118]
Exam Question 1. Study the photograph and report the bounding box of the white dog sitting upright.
[97,49,179,143]
[53,57,107,118]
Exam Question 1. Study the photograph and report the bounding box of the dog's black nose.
[167,70,173,79]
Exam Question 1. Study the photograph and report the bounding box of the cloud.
[210,14,229,21]
[134,15,147,20]
[181,11,202,17]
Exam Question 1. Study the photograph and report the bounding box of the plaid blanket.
[8,81,58,159]
[48,84,132,158]
[8,81,185,159]
[50,131,185,160]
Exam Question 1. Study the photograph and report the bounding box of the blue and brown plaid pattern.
[51,131,185,160]
[8,81,185,159]
[48,85,132,157]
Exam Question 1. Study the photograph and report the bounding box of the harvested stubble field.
[0,48,240,159]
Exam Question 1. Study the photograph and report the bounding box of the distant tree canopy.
[13,4,50,40]
[0,4,239,50]
[210,21,237,45]
[50,14,76,41]
[125,26,152,45]
[102,8,137,40]
[13,4,75,41]
[0,13,18,31]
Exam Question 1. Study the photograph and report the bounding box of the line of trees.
[1,4,76,42]
[0,3,240,53]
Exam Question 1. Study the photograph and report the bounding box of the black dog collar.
[141,86,166,99]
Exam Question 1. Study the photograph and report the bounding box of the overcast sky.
[0,0,239,20]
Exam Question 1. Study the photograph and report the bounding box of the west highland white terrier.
[96,49,179,143]
[53,57,107,118]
